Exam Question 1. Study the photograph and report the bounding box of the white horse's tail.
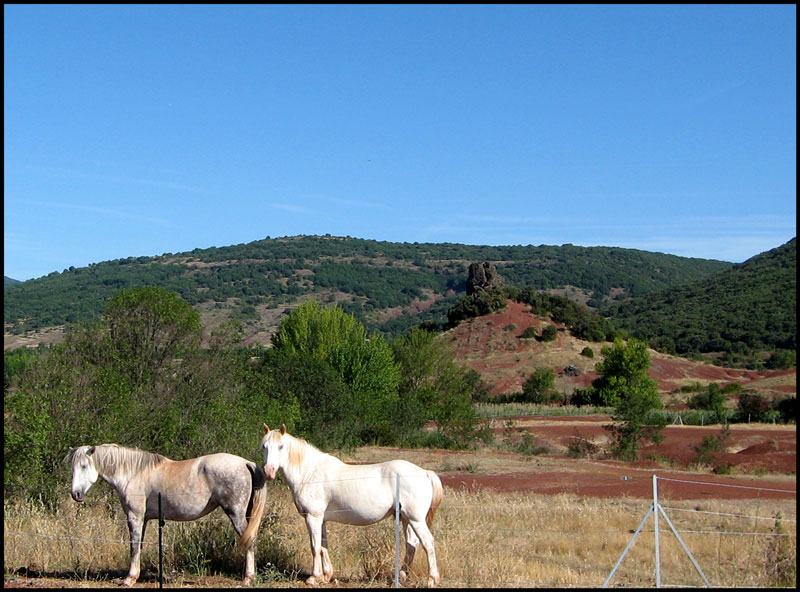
[426,470,443,528]
[239,462,267,550]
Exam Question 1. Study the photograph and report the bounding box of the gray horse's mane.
[67,444,167,479]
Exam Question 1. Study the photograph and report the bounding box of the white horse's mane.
[272,430,327,469]
[68,443,167,479]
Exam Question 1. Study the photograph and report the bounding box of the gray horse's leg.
[123,515,146,587]
[224,504,256,586]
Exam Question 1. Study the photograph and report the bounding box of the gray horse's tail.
[426,470,443,528]
[239,462,267,550]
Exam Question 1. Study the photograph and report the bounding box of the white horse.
[260,424,443,587]
[67,444,267,586]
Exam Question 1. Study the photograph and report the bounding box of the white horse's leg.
[123,515,146,587]
[399,515,419,583]
[320,521,333,583]
[304,514,325,587]
[407,519,440,587]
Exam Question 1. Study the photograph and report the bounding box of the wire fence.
[4,474,797,588]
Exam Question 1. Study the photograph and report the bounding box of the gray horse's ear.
[280,424,286,435]
[262,423,269,435]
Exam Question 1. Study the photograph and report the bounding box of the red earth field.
[439,415,796,501]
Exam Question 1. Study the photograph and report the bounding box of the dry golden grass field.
[4,435,796,589]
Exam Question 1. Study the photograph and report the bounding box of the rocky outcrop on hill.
[466,262,503,295]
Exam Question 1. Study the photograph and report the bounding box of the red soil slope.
[445,300,796,399]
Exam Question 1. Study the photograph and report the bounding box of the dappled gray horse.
[67,444,266,586]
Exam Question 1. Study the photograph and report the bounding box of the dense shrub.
[540,324,558,342]
[735,392,771,423]
[774,396,796,423]
[521,367,558,404]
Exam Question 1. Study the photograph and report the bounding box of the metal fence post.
[654,475,660,588]
[158,493,164,589]
[395,475,401,588]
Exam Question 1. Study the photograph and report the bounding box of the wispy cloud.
[330,198,392,211]
[13,163,207,194]
[271,203,316,214]
[14,199,172,227]
[680,79,748,110]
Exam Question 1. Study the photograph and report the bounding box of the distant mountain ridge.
[5,235,794,366]
[4,276,21,286]
[4,235,731,337]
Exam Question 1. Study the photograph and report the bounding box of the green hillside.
[601,238,796,364]
[4,235,730,339]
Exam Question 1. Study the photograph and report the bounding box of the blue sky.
[4,4,796,281]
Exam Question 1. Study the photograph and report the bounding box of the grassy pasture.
[4,479,795,588]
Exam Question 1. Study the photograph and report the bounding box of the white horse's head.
[260,423,288,481]
[69,445,99,502]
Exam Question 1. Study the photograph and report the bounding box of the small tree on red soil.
[595,337,667,461]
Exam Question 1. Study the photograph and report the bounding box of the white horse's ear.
[87,446,95,455]
[280,424,286,435]
[262,423,269,435]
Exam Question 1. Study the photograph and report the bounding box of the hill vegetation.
[4,235,796,368]
[4,234,729,336]
[601,238,796,367]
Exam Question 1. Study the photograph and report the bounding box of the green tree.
[391,327,488,448]
[595,337,666,460]
[103,286,203,385]
[271,301,401,444]
[687,383,727,423]
[735,392,771,423]
[522,367,557,403]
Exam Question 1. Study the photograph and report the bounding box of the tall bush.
[595,338,666,460]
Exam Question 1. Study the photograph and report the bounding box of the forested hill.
[4,235,731,339]
[601,238,796,363]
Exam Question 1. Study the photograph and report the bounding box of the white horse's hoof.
[121,577,136,587]
[305,576,319,587]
